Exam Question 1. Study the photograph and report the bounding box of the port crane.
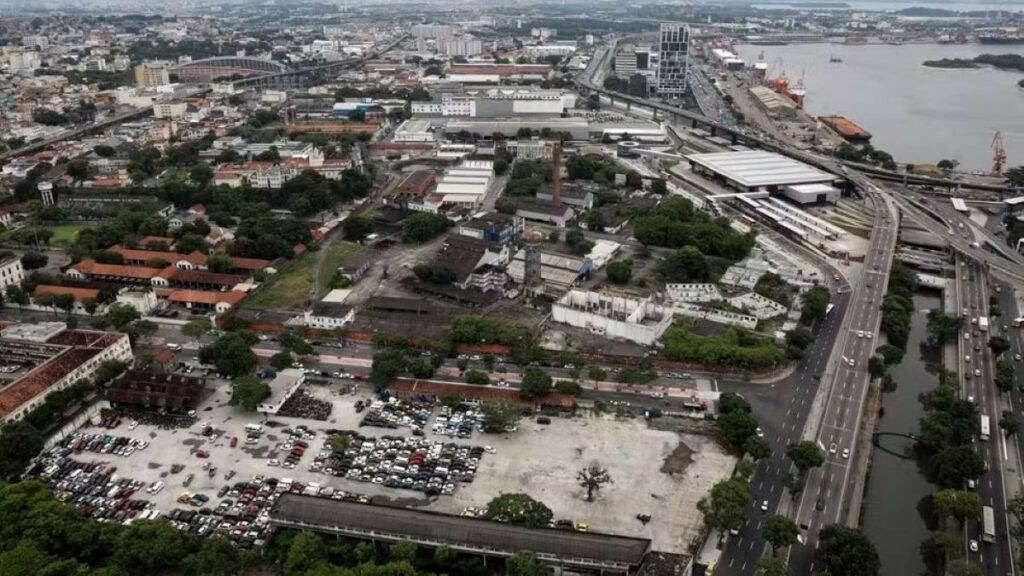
[992,131,1007,176]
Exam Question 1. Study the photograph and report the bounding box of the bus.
[980,414,991,441]
[982,505,996,543]
[825,303,835,316]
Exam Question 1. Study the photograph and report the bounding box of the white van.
[245,424,263,435]
[147,481,165,495]
[167,343,183,351]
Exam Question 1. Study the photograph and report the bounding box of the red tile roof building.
[0,323,133,423]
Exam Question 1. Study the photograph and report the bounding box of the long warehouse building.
[686,150,843,199]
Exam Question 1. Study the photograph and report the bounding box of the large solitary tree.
[818,524,880,576]
[762,514,799,553]
[576,463,612,502]
[787,441,825,478]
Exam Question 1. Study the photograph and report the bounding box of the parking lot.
[33,378,733,553]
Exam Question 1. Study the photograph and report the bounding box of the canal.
[861,292,942,576]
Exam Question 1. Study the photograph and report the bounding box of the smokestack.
[551,140,561,206]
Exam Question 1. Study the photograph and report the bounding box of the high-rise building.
[441,36,483,57]
[133,62,170,88]
[7,48,41,73]
[656,23,689,100]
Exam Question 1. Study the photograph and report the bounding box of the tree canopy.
[483,493,553,528]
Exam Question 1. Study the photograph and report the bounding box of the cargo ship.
[819,115,872,142]
[978,31,1024,44]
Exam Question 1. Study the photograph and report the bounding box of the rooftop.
[686,151,838,188]
[270,494,647,568]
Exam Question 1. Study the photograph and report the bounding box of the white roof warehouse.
[686,150,840,192]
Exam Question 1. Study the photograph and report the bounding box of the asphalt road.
[711,291,851,576]
[960,262,1016,576]
[786,183,899,575]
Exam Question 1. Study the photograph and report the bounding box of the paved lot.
[64,380,733,553]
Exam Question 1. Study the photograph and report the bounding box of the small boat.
[830,55,843,63]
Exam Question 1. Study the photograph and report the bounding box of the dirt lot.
[435,414,734,553]
[65,380,733,553]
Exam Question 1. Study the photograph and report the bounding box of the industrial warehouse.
[686,150,842,199]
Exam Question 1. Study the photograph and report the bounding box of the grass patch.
[47,224,90,248]
[246,253,316,310]
[318,241,363,293]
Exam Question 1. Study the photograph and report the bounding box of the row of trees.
[880,262,919,349]
[2,480,557,576]
[661,323,785,370]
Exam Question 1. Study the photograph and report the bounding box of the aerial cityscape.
[0,1,1023,576]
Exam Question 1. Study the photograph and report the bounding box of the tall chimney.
[551,140,561,206]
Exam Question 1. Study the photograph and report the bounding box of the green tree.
[787,441,824,478]
[270,351,294,371]
[114,519,192,574]
[606,260,632,284]
[947,559,983,576]
[207,253,234,274]
[464,369,490,385]
[480,400,520,433]
[284,531,328,576]
[6,285,29,306]
[0,420,45,477]
[199,331,257,377]
[370,350,408,386]
[818,524,880,576]
[230,375,272,411]
[576,462,612,502]
[755,556,792,576]
[343,215,374,241]
[744,435,772,460]
[587,366,607,381]
[717,410,759,452]
[402,213,452,243]
[65,158,90,182]
[698,478,753,532]
[763,514,799,553]
[800,286,832,325]
[920,531,961,576]
[932,489,982,523]
[483,493,553,528]
[928,445,987,489]
[926,310,962,345]
[181,318,212,341]
[868,355,886,379]
[183,536,241,576]
[20,251,47,270]
[409,358,435,379]
[995,359,1015,392]
[506,551,550,576]
[519,368,553,399]
[1001,410,1020,436]
[876,344,905,365]
[989,335,1012,357]
[93,144,116,157]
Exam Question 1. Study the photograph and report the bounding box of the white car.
[829,443,838,455]
[760,500,769,512]
[974,369,982,377]
[841,448,850,459]
[267,459,280,467]
[857,330,865,338]
[969,539,979,553]
[756,427,765,438]
[865,331,873,339]
[847,358,856,367]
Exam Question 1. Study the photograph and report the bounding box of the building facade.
[656,23,689,99]
[0,256,25,290]
[134,62,170,87]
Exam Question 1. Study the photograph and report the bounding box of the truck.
[979,316,989,332]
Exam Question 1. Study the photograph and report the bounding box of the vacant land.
[48,224,90,248]
[63,380,732,554]
[245,253,316,309]
[317,241,363,293]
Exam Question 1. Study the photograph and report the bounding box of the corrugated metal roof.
[270,494,649,567]
[687,151,836,188]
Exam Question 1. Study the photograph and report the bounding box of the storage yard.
[27,377,734,554]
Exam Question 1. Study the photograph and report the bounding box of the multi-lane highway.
[959,260,1016,576]
[713,291,851,575]
[783,186,899,574]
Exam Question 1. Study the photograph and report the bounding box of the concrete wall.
[552,290,672,346]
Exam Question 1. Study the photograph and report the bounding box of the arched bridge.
[873,431,918,460]
[171,57,291,82]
